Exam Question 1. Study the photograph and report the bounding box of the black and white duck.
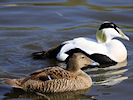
[32,21,129,65]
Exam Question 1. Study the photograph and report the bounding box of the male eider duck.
[32,21,129,65]
[1,53,98,93]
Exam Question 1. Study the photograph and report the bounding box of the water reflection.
[2,88,97,100]
[56,24,97,31]
[3,0,133,11]
[0,0,133,99]
[59,60,128,86]
[84,61,128,86]
[0,27,44,31]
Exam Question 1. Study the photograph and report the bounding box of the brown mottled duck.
[1,53,98,93]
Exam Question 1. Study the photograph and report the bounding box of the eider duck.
[1,53,98,93]
[32,21,129,65]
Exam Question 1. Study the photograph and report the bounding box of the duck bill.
[117,27,129,41]
[122,34,129,41]
[90,59,100,66]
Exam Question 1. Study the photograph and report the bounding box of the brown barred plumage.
[1,53,93,93]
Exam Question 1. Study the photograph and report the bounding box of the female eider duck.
[2,53,98,93]
[32,21,129,65]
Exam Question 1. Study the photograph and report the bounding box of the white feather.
[48,75,52,80]
[57,37,107,61]
[57,37,127,62]
[56,25,128,63]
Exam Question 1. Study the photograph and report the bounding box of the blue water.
[0,0,133,100]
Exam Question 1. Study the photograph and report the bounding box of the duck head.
[67,53,99,72]
[96,21,129,43]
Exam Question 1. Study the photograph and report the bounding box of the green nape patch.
[96,30,106,43]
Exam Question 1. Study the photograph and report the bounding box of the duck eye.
[81,56,85,59]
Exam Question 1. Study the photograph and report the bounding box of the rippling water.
[0,0,133,100]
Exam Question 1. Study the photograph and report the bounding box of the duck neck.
[66,62,80,73]
[105,36,113,43]
[97,29,115,43]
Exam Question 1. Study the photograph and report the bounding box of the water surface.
[0,0,133,100]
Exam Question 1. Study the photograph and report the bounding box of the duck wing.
[22,78,85,93]
[21,67,75,84]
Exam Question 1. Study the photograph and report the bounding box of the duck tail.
[0,78,22,89]
[32,51,46,59]
[32,44,64,59]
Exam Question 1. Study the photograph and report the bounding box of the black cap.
[99,21,119,33]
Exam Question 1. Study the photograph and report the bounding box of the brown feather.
[21,67,75,85]
[2,53,93,93]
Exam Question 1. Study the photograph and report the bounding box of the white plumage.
[32,21,129,64]
[57,21,129,63]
